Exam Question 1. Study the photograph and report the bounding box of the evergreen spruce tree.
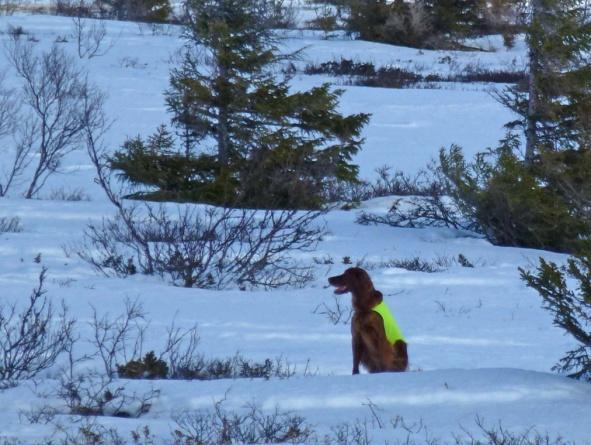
[520,253,591,381]
[345,0,390,41]
[486,0,591,248]
[105,0,172,22]
[443,0,591,251]
[500,0,591,163]
[512,1,591,383]
[342,0,487,47]
[111,125,221,202]
[114,0,369,209]
[422,0,485,37]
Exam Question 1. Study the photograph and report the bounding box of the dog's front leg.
[352,333,361,375]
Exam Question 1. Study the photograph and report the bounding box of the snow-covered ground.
[0,13,589,445]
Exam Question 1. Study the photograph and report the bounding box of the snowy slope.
[0,13,589,445]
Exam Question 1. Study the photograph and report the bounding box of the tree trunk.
[218,106,230,168]
[217,60,231,169]
[525,0,543,166]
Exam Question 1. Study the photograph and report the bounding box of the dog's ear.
[348,268,373,299]
[348,267,368,280]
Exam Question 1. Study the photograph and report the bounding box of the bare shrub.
[90,298,147,378]
[325,418,372,445]
[53,422,158,445]
[455,416,570,445]
[0,268,75,386]
[307,3,339,36]
[363,257,444,273]
[51,304,200,419]
[72,15,114,59]
[20,404,60,425]
[171,353,296,381]
[327,166,437,209]
[172,401,314,445]
[21,401,574,445]
[322,410,569,445]
[0,0,21,15]
[159,319,199,377]
[112,322,298,381]
[0,216,23,233]
[47,187,91,201]
[0,72,25,197]
[90,300,205,380]
[313,294,353,325]
[79,126,324,290]
[5,41,106,198]
[57,370,159,417]
[270,0,297,28]
[115,319,199,380]
[6,24,27,38]
[104,310,298,381]
[381,0,433,48]
[78,204,322,289]
[364,167,436,199]
[60,422,129,445]
[45,400,572,445]
[356,190,476,232]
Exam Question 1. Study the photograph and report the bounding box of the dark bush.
[304,58,526,89]
[173,354,295,381]
[117,351,169,379]
[99,0,172,22]
[439,138,588,251]
[458,254,474,268]
[358,135,589,253]
[455,68,526,84]
[360,257,444,273]
[0,216,23,233]
[305,58,376,77]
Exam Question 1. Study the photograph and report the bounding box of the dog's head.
[328,267,375,297]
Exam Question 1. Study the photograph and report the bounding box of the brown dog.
[328,267,408,374]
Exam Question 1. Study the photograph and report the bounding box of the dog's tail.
[392,340,408,372]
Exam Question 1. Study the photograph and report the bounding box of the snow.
[0,12,589,445]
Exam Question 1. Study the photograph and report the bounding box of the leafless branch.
[313,294,352,325]
[159,318,200,378]
[57,369,159,417]
[0,0,21,15]
[89,298,148,378]
[6,41,104,198]
[72,14,114,59]
[0,268,75,386]
[0,71,28,197]
[356,192,476,232]
[78,203,323,289]
[173,399,313,445]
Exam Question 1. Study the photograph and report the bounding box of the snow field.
[0,13,589,444]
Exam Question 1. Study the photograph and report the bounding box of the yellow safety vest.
[372,301,405,345]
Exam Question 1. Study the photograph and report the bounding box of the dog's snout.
[328,275,340,285]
